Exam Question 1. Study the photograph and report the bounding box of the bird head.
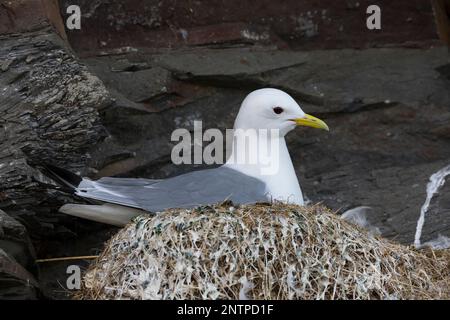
[234,88,329,137]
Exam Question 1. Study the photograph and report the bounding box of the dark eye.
[273,107,284,114]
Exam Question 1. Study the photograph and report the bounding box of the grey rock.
[0,30,113,238]
[153,47,448,113]
[155,49,308,81]
[93,66,171,103]
[0,248,39,300]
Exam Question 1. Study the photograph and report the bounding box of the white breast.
[224,134,304,205]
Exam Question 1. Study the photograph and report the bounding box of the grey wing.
[75,166,268,212]
[75,177,161,209]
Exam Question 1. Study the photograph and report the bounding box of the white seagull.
[51,88,329,226]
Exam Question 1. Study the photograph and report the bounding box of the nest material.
[77,203,450,300]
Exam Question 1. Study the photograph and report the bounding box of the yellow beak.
[292,114,329,131]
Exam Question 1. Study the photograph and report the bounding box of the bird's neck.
[224,129,304,205]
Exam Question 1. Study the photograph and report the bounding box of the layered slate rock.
[0,0,113,298]
[0,30,111,236]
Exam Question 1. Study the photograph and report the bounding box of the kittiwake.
[51,88,329,226]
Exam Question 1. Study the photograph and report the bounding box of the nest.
[77,203,450,300]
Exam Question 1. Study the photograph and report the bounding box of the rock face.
[0,0,112,299]
[0,210,36,273]
[0,29,112,237]
[0,0,66,37]
[0,210,39,299]
[0,249,39,299]
[59,0,440,55]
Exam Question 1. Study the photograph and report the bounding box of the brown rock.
[0,0,67,39]
[59,0,440,56]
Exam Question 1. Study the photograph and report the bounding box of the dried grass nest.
[77,202,450,300]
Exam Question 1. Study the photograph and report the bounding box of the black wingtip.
[41,164,82,191]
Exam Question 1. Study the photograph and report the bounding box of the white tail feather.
[59,203,147,226]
